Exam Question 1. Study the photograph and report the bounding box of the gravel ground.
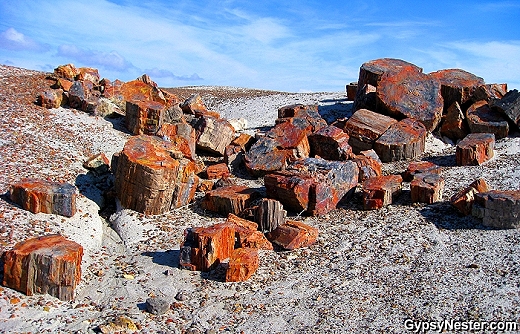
[0,64,519,333]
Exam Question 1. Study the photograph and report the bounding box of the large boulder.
[429,68,485,111]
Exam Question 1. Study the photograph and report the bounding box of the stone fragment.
[83,153,111,175]
[374,118,427,162]
[10,179,77,217]
[226,214,273,251]
[39,89,63,109]
[201,185,260,216]
[276,104,327,133]
[472,190,520,229]
[99,316,138,333]
[429,68,485,111]
[157,122,197,160]
[3,235,83,301]
[456,133,495,166]
[224,144,245,173]
[403,161,442,182]
[440,102,469,140]
[353,58,423,111]
[410,173,445,204]
[94,98,124,118]
[125,100,165,135]
[466,100,509,139]
[254,198,287,233]
[197,179,215,193]
[376,69,443,131]
[265,158,358,215]
[205,163,230,180]
[56,78,74,92]
[228,118,248,132]
[180,94,212,117]
[346,82,358,101]
[362,175,403,210]
[342,108,398,153]
[266,220,318,250]
[352,153,383,182]
[308,125,352,160]
[231,133,255,150]
[450,178,489,215]
[77,67,101,84]
[120,79,166,106]
[54,64,79,80]
[491,89,520,128]
[194,116,235,156]
[68,80,95,111]
[472,84,508,102]
[114,135,199,215]
[225,248,259,282]
[101,78,124,101]
[180,223,235,272]
[145,297,170,315]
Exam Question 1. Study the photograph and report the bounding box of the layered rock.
[403,161,442,182]
[351,150,383,182]
[308,125,352,160]
[125,100,166,135]
[410,173,445,204]
[429,68,485,111]
[225,248,259,282]
[373,118,427,162]
[491,89,520,128]
[254,198,287,233]
[440,102,469,140]
[194,116,235,156]
[200,185,260,216]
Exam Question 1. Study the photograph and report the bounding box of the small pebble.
[145,297,170,315]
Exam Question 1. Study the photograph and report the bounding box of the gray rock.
[145,297,170,315]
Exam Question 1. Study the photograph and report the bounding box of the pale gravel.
[0,65,519,333]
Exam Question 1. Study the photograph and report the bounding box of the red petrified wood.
[226,214,273,251]
[362,175,403,210]
[466,100,509,139]
[440,102,469,141]
[351,150,383,182]
[429,68,485,111]
[225,248,260,282]
[266,220,319,250]
[374,118,427,162]
[10,179,77,217]
[308,125,352,160]
[403,161,442,182]
[450,178,489,215]
[410,173,445,204]
[205,163,231,180]
[194,116,235,156]
[456,133,495,166]
[201,185,260,216]
[3,235,83,301]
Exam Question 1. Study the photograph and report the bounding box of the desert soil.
[0,64,519,333]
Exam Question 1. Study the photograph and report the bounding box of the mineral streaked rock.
[343,108,398,153]
[473,190,520,229]
[456,133,495,166]
[3,235,83,301]
[374,118,427,162]
[200,185,260,216]
[308,125,352,160]
[362,175,403,210]
[254,198,287,233]
[125,100,165,135]
[466,100,509,139]
[403,161,442,182]
[440,102,469,141]
[410,173,445,204]
[429,68,485,111]
[225,248,260,282]
[491,89,520,128]
[266,220,319,250]
[450,178,489,215]
[194,116,235,156]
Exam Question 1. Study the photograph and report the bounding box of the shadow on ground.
[142,249,180,268]
[418,201,490,230]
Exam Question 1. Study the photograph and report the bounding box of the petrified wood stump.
[125,100,165,135]
[456,133,495,166]
[308,125,352,160]
[362,175,403,210]
[410,173,445,204]
[254,198,287,233]
[10,179,77,217]
[450,178,489,215]
[194,116,235,156]
[346,82,358,101]
[3,235,83,301]
[473,190,520,229]
[374,118,427,162]
[440,102,469,141]
[403,161,442,182]
[115,135,198,215]
[225,248,259,282]
[201,185,260,216]
[429,68,485,111]
[266,220,319,250]
[466,100,509,139]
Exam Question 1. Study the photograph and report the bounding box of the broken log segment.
[410,173,445,204]
[194,116,235,156]
[266,220,319,250]
[450,178,489,216]
[308,125,352,160]
[429,68,485,111]
[491,89,520,128]
[456,133,495,166]
[362,175,403,210]
[403,161,442,182]
[472,190,520,229]
[373,118,427,162]
[225,248,260,282]
[254,198,287,233]
[466,100,509,139]
[440,102,469,141]
[200,185,261,216]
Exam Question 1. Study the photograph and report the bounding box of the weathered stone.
[157,122,197,160]
[180,94,211,117]
[266,220,318,250]
[456,133,495,166]
[54,64,79,81]
[197,179,215,193]
[56,78,74,92]
[429,69,485,111]
[362,175,403,210]
[232,133,255,150]
[343,108,398,153]
[346,82,358,101]
[10,179,77,217]
[226,214,273,251]
[374,118,427,162]
[101,78,124,101]
[180,223,235,272]
[194,116,235,156]
[77,67,101,84]
[120,80,166,106]
[3,235,83,301]
[200,185,260,216]
[228,118,248,132]
[254,198,287,233]
[351,150,383,182]
[276,104,327,133]
[403,161,442,182]
[473,190,520,229]
[225,248,259,282]
[308,125,352,160]
[472,84,508,103]
[83,153,111,175]
[410,173,444,204]
[163,103,184,124]
[39,89,63,109]
[68,80,95,111]
[450,178,489,215]
[491,89,520,128]
[114,135,199,215]
[265,158,358,215]
[466,100,509,139]
[125,100,165,135]
[376,69,443,131]
[137,73,159,88]
[440,102,469,140]
[224,144,245,173]
[94,98,124,118]
[206,163,230,180]
[145,297,170,315]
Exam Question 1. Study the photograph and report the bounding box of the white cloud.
[56,44,135,71]
[0,27,48,51]
[144,67,203,81]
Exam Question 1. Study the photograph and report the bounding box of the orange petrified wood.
[225,248,259,282]
[3,235,83,301]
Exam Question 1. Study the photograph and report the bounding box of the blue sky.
[1,0,519,92]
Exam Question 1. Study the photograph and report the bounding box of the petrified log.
[373,118,427,162]
[440,102,469,140]
[472,84,507,103]
[180,94,212,117]
[346,82,358,101]
[77,67,100,83]
[254,198,287,233]
[429,68,484,111]
[157,122,197,160]
[353,58,423,111]
[456,133,495,166]
[54,63,79,80]
[403,161,442,182]
[180,223,235,272]
[120,79,166,105]
[450,178,489,215]
[205,163,230,180]
[265,158,358,216]
[472,190,520,229]
[491,89,520,128]
[376,69,443,131]
[200,185,260,216]
[362,175,403,210]
[226,214,273,250]
[194,116,235,156]
[225,248,259,282]
[68,80,96,112]
[466,100,509,139]
[308,125,352,160]
[114,135,199,215]
[3,235,83,301]
[351,150,383,182]
[410,173,444,204]
[39,89,63,109]
[125,100,165,135]
[266,220,318,250]
[276,104,327,133]
[56,78,73,92]
[343,108,398,153]
[10,179,77,217]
